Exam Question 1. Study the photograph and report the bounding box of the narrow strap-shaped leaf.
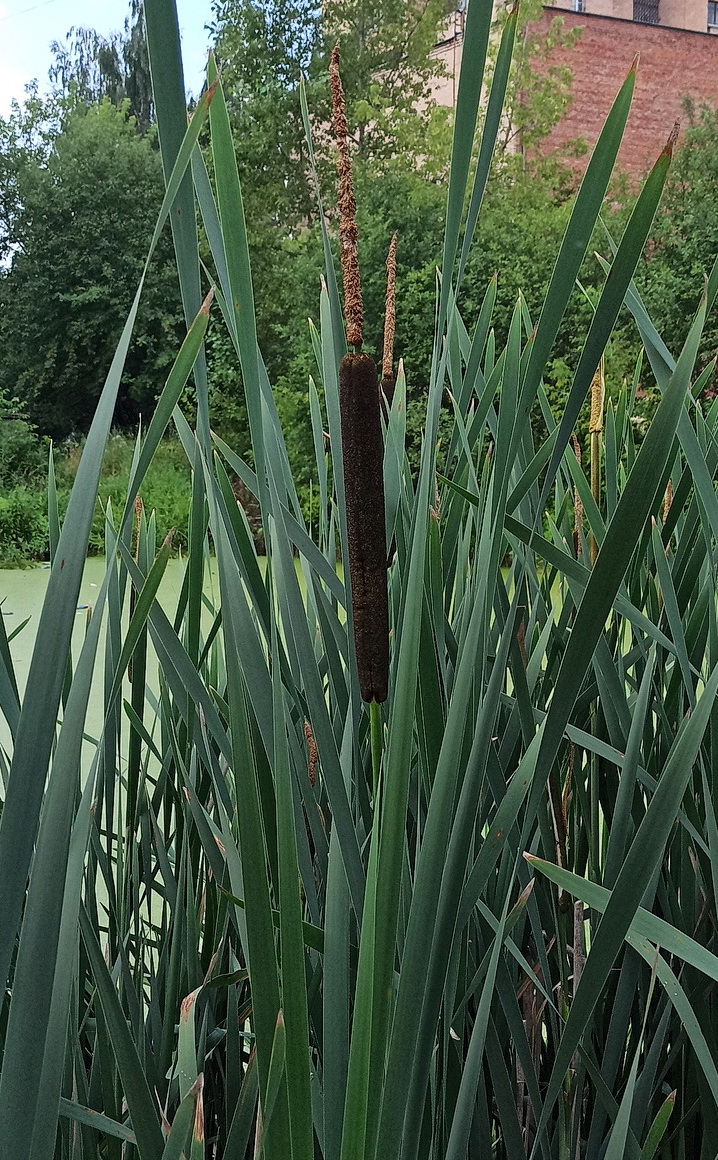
[439,0,494,327]
[534,129,674,512]
[58,1099,136,1144]
[534,657,718,1132]
[455,5,518,295]
[144,0,211,445]
[0,80,216,999]
[78,907,165,1160]
[519,59,637,415]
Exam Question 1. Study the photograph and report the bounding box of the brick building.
[432,1,718,179]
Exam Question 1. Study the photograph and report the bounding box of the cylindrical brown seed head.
[339,352,389,702]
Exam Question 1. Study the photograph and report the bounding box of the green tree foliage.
[320,0,452,167]
[491,0,584,166]
[0,99,182,439]
[635,101,718,378]
[49,0,153,133]
[211,0,323,223]
[205,0,593,477]
[210,0,452,226]
[206,0,455,476]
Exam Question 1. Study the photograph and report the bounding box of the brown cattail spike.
[304,719,318,787]
[339,352,389,702]
[589,360,605,434]
[382,232,398,398]
[589,358,605,565]
[663,478,673,524]
[571,433,583,558]
[330,44,363,350]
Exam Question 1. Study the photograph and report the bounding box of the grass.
[1,2,718,1158]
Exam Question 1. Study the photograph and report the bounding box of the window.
[709,0,718,25]
[572,0,586,10]
[633,0,659,21]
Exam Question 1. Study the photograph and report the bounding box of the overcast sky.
[0,0,213,114]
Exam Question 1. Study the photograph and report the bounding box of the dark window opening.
[634,0,659,21]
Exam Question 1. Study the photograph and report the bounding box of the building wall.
[529,8,718,177]
[581,0,711,28]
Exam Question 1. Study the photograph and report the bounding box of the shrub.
[0,485,48,565]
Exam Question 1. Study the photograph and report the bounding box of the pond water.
[0,557,212,754]
[2,557,202,688]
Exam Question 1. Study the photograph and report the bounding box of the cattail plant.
[330,44,389,705]
[589,356,605,563]
[6,11,718,1160]
[382,231,398,402]
[571,432,583,558]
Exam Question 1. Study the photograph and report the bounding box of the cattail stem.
[370,700,383,797]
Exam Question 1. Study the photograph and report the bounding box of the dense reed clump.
[3,5,718,1160]
[330,43,389,703]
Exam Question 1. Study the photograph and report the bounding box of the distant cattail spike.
[589,360,605,434]
[330,44,363,349]
[304,719,318,786]
[589,357,605,566]
[382,232,398,398]
[340,352,389,702]
[571,433,583,558]
[663,478,673,524]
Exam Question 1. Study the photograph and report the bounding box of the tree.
[49,1,153,133]
[0,100,182,438]
[203,0,597,481]
[210,0,453,227]
[633,99,718,381]
[211,0,323,224]
[491,0,584,171]
[320,0,451,167]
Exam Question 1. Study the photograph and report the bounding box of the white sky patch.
[0,0,211,117]
[0,62,35,116]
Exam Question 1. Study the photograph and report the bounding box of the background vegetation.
[4,0,718,564]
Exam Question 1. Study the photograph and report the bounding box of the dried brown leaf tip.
[330,44,363,350]
[663,120,680,159]
[382,231,398,398]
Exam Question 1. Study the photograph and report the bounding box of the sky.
[0,0,213,115]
